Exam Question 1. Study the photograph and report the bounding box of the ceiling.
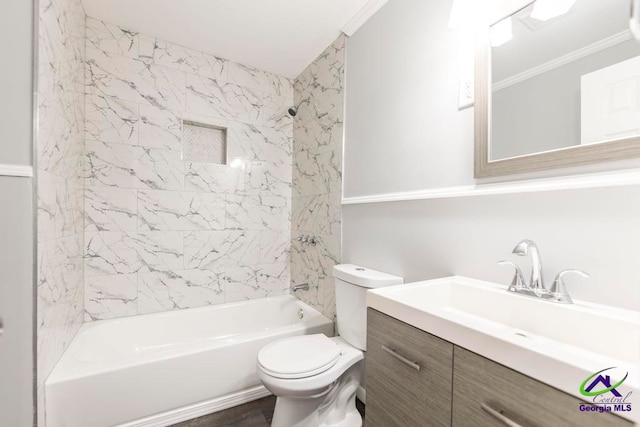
[81,0,376,78]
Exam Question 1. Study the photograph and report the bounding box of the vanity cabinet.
[365,309,453,427]
[365,309,632,427]
[452,346,631,427]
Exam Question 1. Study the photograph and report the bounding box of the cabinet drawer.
[365,309,453,427]
[452,346,632,427]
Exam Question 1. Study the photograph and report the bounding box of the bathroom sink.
[367,277,640,423]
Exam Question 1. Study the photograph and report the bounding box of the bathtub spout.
[292,283,310,292]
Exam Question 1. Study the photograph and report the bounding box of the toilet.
[257,264,403,427]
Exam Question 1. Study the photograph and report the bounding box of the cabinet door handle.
[481,403,523,427]
[381,345,420,371]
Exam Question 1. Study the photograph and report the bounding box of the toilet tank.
[333,264,403,351]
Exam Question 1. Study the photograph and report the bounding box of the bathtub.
[46,295,333,427]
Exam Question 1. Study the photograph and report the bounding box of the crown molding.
[342,0,387,36]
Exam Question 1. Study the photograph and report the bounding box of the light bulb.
[530,0,577,21]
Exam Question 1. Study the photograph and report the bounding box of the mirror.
[475,0,640,178]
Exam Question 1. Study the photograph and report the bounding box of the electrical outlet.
[458,78,474,109]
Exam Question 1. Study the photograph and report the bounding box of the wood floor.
[173,396,365,426]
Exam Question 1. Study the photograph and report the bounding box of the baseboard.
[119,385,272,427]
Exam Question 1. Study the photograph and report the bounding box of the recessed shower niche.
[182,121,228,165]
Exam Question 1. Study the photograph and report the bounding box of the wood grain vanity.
[365,309,633,427]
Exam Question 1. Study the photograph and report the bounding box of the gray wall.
[344,0,473,196]
[0,1,35,426]
[0,179,35,427]
[0,0,34,166]
[342,0,640,311]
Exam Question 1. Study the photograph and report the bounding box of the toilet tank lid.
[333,264,403,289]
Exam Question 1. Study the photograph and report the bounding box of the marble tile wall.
[37,0,86,424]
[83,17,294,321]
[290,36,345,321]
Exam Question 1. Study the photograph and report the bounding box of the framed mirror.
[475,0,640,178]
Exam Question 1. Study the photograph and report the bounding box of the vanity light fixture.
[530,0,576,21]
[448,0,498,29]
[491,17,513,46]
[448,0,531,30]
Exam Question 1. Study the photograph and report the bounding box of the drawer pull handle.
[381,345,420,371]
[481,403,523,427]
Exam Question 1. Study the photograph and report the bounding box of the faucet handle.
[497,260,526,291]
[549,269,590,303]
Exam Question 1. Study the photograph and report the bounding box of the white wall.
[343,187,640,311]
[342,0,640,311]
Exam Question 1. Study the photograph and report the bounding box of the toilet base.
[270,363,363,427]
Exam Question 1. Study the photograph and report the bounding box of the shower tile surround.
[37,8,343,422]
[37,0,86,423]
[83,17,294,320]
[290,36,345,321]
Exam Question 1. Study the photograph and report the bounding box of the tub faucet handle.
[298,235,309,244]
[296,235,317,245]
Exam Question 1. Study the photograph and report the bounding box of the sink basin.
[367,276,640,423]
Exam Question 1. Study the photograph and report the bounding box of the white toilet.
[257,264,403,427]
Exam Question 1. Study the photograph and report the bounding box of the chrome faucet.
[512,239,544,291]
[499,239,589,304]
[291,283,310,292]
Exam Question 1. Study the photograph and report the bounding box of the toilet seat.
[258,334,342,379]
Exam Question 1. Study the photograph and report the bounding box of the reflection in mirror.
[490,0,640,161]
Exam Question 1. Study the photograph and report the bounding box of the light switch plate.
[458,78,474,109]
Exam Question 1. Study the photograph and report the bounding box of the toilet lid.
[258,334,341,379]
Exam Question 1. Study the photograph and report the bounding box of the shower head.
[287,99,312,117]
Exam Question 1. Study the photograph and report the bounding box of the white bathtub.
[46,295,333,427]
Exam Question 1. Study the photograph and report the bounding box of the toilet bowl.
[256,264,403,427]
[258,335,363,427]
